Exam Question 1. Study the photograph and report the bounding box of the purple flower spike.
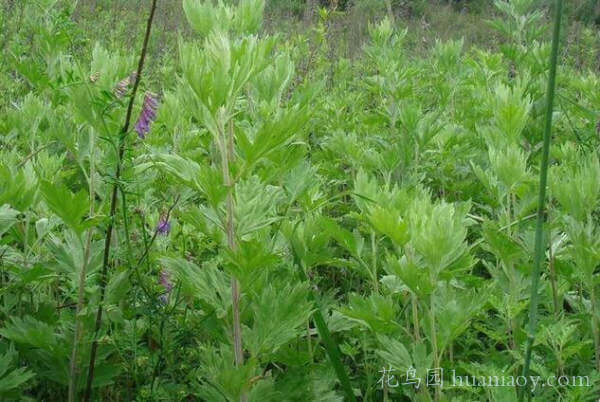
[156,214,171,235]
[114,70,137,98]
[158,269,173,304]
[159,269,173,292]
[134,91,159,139]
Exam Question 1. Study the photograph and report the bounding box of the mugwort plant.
[0,0,599,401]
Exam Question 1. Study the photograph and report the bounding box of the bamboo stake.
[519,0,563,399]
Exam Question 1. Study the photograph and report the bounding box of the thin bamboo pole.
[519,0,563,399]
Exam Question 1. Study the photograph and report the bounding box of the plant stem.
[222,119,245,401]
[429,297,440,402]
[150,315,167,392]
[547,231,560,319]
[411,294,421,341]
[507,314,516,351]
[590,284,600,371]
[83,1,158,399]
[69,128,96,402]
[520,0,563,399]
[306,320,313,364]
[371,231,378,292]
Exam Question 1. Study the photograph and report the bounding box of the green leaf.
[106,269,131,306]
[233,0,265,35]
[409,200,470,275]
[0,316,56,350]
[0,164,38,211]
[375,335,413,372]
[367,205,409,247]
[246,283,313,355]
[551,153,600,221]
[0,347,34,395]
[0,204,19,237]
[224,238,278,286]
[183,0,224,37]
[321,217,361,259]
[161,257,231,318]
[39,180,88,233]
[339,293,400,334]
[386,254,434,298]
[143,154,227,208]
[481,221,525,266]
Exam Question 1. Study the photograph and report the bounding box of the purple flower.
[114,71,137,98]
[156,214,171,235]
[159,269,173,292]
[134,91,159,139]
[158,269,173,304]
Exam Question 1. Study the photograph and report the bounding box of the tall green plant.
[520,0,564,399]
[84,0,159,400]
[150,0,350,399]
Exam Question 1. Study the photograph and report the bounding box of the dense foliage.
[1,0,599,400]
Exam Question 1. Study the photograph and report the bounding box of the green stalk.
[519,0,563,399]
[68,128,95,402]
[306,319,313,363]
[371,231,379,292]
[411,294,421,342]
[590,284,600,372]
[427,293,441,402]
[547,230,560,319]
[219,117,245,402]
